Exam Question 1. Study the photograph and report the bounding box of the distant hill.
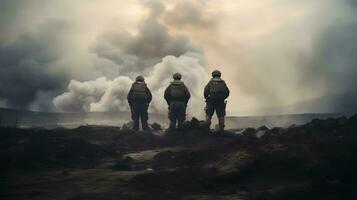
[240,93,357,116]
[0,108,166,128]
[0,107,348,129]
[225,113,346,129]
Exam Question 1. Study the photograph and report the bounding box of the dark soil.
[1,116,357,200]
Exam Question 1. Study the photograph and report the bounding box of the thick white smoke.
[54,54,208,116]
[53,77,109,112]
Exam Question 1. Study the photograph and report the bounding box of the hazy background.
[1,0,357,116]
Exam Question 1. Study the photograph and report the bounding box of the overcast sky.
[0,0,356,115]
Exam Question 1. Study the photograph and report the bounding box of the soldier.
[204,70,230,131]
[127,75,152,131]
[164,73,191,130]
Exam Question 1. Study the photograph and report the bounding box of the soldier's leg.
[169,120,176,130]
[177,102,186,129]
[218,117,225,131]
[130,105,135,121]
[168,103,176,130]
[141,103,150,131]
[205,102,214,129]
[216,102,226,131]
[132,103,139,131]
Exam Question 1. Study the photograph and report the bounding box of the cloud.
[91,0,204,76]
[0,20,70,109]
[162,0,218,29]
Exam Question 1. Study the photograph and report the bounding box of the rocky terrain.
[1,115,357,200]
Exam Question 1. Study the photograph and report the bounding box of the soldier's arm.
[146,87,152,103]
[127,87,133,105]
[184,85,191,105]
[224,82,230,98]
[204,82,210,100]
[164,86,171,105]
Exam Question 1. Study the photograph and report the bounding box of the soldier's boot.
[142,121,150,131]
[177,119,184,130]
[132,119,139,131]
[168,120,176,131]
[205,115,212,129]
[218,117,225,132]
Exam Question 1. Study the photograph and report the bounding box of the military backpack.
[132,82,148,101]
[170,84,185,99]
[209,80,226,100]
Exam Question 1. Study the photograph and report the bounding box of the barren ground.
[1,116,357,200]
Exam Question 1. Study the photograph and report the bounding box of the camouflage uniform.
[164,79,191,130]
[127,79,152,131]
[204,76,230,131]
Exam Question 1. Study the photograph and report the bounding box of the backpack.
[132,82,148,101]
[209,80,226,99]
[170,83,185,99]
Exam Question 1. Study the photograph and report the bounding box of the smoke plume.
[0,20,70,109]
[54,54,208,115]
[53,1,209,116]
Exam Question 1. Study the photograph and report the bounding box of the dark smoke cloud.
[0,20,69,109]
[91,0,204,76]
[308,20,357,113]
[315,24,357,92]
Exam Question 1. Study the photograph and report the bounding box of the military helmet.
[173,73,182,80]
[212,70,221,77]
[135,75,144,82]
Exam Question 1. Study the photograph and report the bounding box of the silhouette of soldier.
[164,73,191,130]
[127,75,152,131]
[204,70,230,131]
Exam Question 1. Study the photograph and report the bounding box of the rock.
[182,121,191,129]
[112,157,133,171]
[309,118,340,130]
[347,115,357,130]
[242,128,256,137]
[288,124,297,129]
[268,127,284,135]
[122,121,133,130]
[349,114,357,124]
[151,122,162,131]
[337,117,348,126]
[243,127,256,134]
[199,120,210,130]
[256,131,266,138]
[190,117,200,129]
[257,125,270,131]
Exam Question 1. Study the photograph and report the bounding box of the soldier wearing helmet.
[204,70,230,131]
[127,75,152,131]
[164,73,191,130]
